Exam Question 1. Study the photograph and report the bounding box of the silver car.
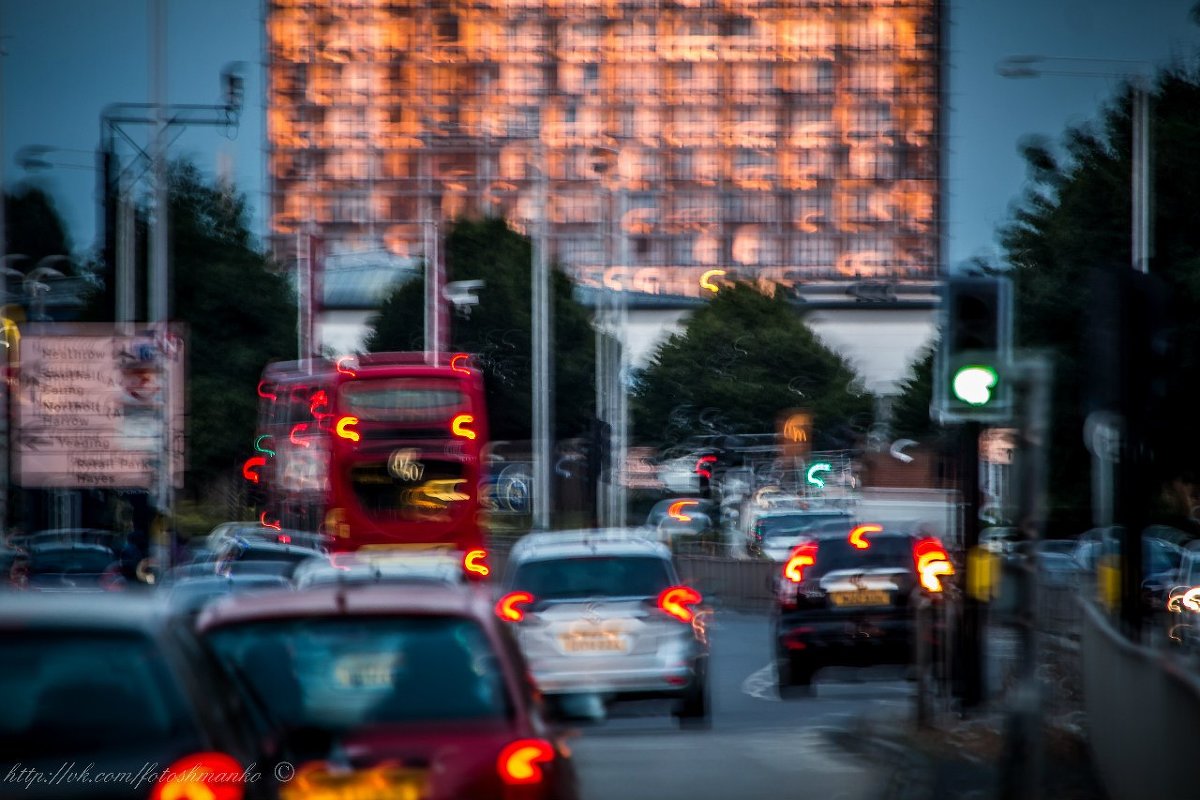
[498,529,710,727]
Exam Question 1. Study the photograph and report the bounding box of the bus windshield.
[340,380,468,422]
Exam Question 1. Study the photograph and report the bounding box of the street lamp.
[592,145,628,527]
[996,54,1152,273]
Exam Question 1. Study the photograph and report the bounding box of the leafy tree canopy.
[985,65,1200,529]
[168,162,297,491]
[4,183,73,270]
[365,217,595,441]
[631,282,872,451]
[890,344,937,442]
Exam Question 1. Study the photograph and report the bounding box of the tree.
[168,162,297,494]
[993,65,1200,529]
[890,344,937,441]
[4,183,73,265]
[365,217,596,441]
[631,282,872,451]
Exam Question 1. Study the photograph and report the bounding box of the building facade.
[266,0,942,299]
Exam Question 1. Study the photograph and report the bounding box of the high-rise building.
[266,0,942,299]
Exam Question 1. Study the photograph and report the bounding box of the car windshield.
[204,616,510,731]
[757,513,851,541]
[511,555,674,600]
[0,632,200,759]
[811,535,915,577]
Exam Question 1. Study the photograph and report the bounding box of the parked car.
[499,529,710,727]
[0,593,264,799]
[198,582,578,800]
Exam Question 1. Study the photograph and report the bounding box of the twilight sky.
[3,0,1199,271]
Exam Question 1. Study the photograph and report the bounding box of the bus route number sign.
[388,449,425,482]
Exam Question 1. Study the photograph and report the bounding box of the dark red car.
[197,583,578,800]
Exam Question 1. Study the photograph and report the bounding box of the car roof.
[195,582,492,632]
[508,529,673,562]
[0,592,170,632]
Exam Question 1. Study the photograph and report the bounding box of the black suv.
[772,526,954,695]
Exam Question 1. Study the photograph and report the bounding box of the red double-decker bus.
[248,352,490,573]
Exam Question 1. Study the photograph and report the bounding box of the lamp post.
[592,145,628,527]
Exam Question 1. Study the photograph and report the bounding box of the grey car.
[499,530,710,727]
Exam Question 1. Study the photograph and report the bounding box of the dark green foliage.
[890,344,936,441]
[364,217,595,440]
[631,282,872,451]
[4,184,73,270]
[994,67,1200,528]
[168,162,297,492]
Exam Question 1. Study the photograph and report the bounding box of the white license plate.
[558,632,630,653]
[829,589,891,608]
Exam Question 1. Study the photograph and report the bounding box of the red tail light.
[463,548,490,578]
[150,752,244,800]
[784,542,818,583]
[848,523,882,550]
[498,739,554,785]
[914,537,954,593]
[695,454,718,479]
[658,585,702,623]
[496,591,534,622]
[277,533,292,545]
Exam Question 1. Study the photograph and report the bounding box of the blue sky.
[3,0,1199,270]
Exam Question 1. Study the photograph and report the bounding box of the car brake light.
[668,499,699,522]
[150,752,244,800]
[784,542,818,583]
[498,739,555,785]
[496,591,534,622]
[463,548,490,578]
[849,523,882,550]
[695,454,717,479]
[658,585,702,623]
[914,537,955,593]
[336,416,360,442]
[277,533,292,545]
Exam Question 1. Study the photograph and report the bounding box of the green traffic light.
[952,365,999,406]
[806,461,832,488]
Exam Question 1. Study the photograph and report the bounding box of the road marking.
[741,662,779,701]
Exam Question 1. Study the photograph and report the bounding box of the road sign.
[15,324,185,489]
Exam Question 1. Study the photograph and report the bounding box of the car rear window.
[811,535,915,577]
[204,616,510,730]
[0,631,201,759]
[511,555,674,600]
[757,513,851,541]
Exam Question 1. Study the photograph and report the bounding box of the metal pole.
[1132,82,1150,274]
[998,357,1050,800]
[0,14,7,536]
[958,420,985,709]
[149,0,172,569]
[532,142,552,531]
[613,183,627,528]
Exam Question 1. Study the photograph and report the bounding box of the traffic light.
[935,276,1013,423]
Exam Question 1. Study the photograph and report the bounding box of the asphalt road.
[570,611,914,800]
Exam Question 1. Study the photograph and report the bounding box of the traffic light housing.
[935,276,1013,423]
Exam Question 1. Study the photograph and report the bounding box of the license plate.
[559,631,630,653]
[279,765,425,800]
[829,589,891,607]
